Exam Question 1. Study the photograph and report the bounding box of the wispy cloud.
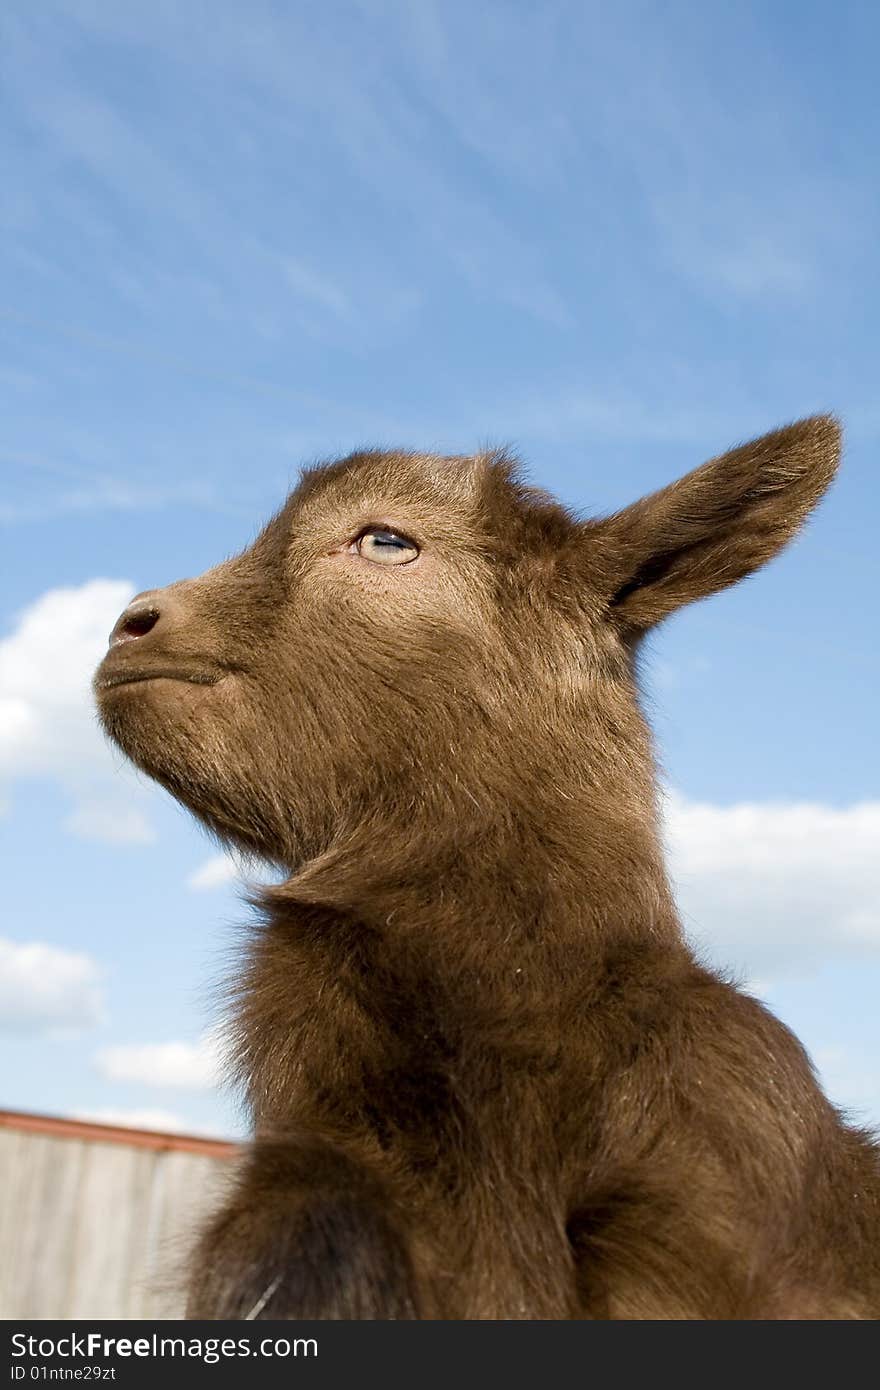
[815,1046,880,1127]
[94,1032,223,1091]
[480,384,759,450]
[187,855,240,892]
[281,256,351,320]
[0,365,40,391]
[187,850,274,893]
[0,461,221,524]
[73,1106,231,1138]
[1,2,573,332]
[689,236,812,302]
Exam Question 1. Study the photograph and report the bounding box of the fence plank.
[0,1116,237,1319]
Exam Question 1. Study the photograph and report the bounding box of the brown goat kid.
[95,415,879,1319]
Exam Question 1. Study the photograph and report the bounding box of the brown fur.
[94,415,880,1319]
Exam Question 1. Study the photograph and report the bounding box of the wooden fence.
[0,1109,238,1319]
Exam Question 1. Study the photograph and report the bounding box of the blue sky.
[1,0,878,1139]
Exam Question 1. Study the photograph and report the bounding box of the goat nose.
[109,594,162,647]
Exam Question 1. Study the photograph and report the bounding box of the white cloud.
[187,850,276,892]
[664,794,880,978]
[0,937,105,1035]
[0,579,157,842]
[94,1032,223,1091]
[72,1107,230,1139]
[187,854,241,892]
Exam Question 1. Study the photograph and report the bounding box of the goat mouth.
[96,666,227,692]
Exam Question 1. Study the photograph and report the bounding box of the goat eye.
[355,527,419,566]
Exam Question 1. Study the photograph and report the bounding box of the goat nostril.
[124,609,159,638]
[110,604,161,647]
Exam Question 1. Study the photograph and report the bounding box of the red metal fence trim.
[0,1107,239,1157]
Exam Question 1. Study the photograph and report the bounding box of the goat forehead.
[289,449,486,519]
[279,449,580,556]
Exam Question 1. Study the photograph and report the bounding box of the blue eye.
[356,527,419,566]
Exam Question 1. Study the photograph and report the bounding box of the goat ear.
[587,415,841,632]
